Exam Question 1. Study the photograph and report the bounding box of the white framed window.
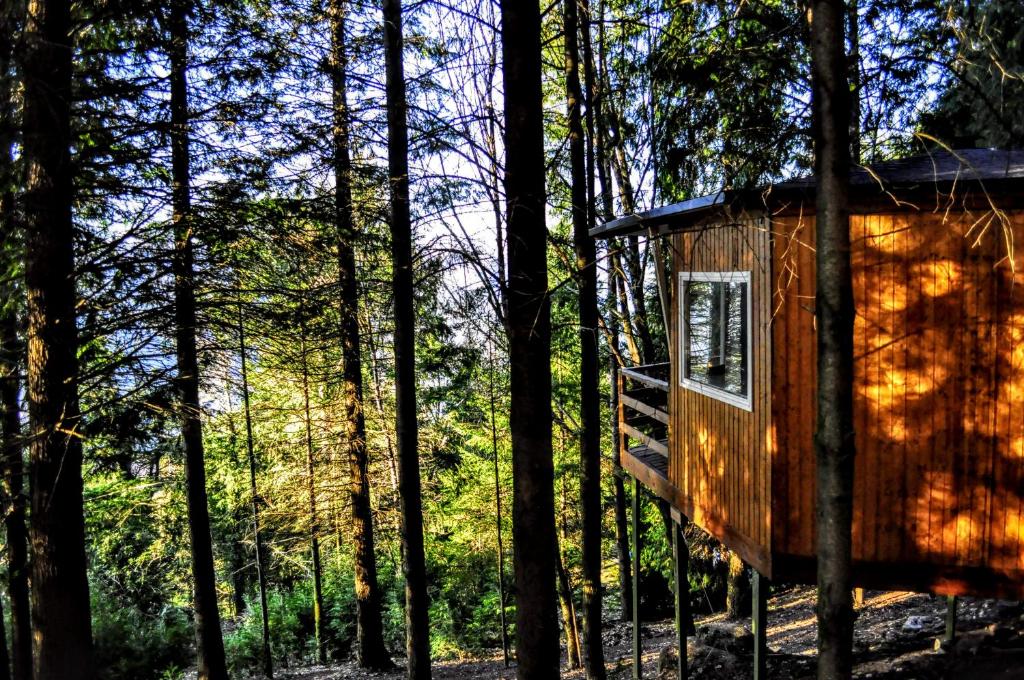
[678,271,752,411]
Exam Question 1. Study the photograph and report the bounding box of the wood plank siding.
[669,216,773,574]
[771,208,1024,596]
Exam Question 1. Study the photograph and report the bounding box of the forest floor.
[273,585,1024,679]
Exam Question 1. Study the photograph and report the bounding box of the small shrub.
[92,590,192,680]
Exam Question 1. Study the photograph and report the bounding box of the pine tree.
[383,0,432,677]
[22,0,95,675]
[0,2,30,677]
[500,0,561,677]
[167,1,228,676]
[328,1,394,668]
[564,0,606,674]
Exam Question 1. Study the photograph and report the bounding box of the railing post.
[617,368,627,462]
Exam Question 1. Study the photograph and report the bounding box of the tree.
[328,1,394,668]
[237,300,273,679]
[167,1,228,677]
[22,0,95,676]
[810,0,855,678]
[564,0,606,674]
[383,0,432,676]
[500,0,561,676]
[298,308,327,663]
[0,2,30,677]
[919,0,1024,149]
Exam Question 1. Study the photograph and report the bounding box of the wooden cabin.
[593,149,1024,600]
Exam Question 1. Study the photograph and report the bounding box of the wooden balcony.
[616,363,672,501]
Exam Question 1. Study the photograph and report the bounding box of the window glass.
[683,277,748,398]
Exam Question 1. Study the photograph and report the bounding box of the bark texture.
[500,0,562,676]
[328,0,393,669]
[383,0,432,676]
[168,2,228,677]
[0,1,32,675]
[23,0,95,675]
[565,0,606,674]
[810,1,855,677]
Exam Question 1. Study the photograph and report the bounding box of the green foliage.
[919,0,1024,149]
[225,564,360,673]
[91,583,192,680]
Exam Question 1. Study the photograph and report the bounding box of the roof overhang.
[588,191,732,239]
[590,149,1024,240]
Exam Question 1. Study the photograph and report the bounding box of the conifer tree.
[23,0,95,675]
[383,0,432,676]
[167,0,228,676]
[500,0,561,677]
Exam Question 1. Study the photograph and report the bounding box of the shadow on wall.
[846,208,1024,576]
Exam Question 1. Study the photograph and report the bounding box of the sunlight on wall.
[913,259,961,298]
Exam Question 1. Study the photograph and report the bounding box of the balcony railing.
[616,363,670,471]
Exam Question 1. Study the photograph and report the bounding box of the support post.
[945,595,958,643]
[672,518,688,680]
[632,475,642,680]
[752,571,768,680]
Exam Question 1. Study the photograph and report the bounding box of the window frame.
[678,270,753,412]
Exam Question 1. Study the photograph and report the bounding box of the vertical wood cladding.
[770,209,1024,582]
[669,216,773,568]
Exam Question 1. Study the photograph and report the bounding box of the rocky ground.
[270,586,1024,679]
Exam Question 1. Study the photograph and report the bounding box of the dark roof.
[590,149,1024,239]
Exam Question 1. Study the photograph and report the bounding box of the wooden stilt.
[945,595,958,643]
[752,570,768,680]
[672,517,688,680]
[633,476,642,680]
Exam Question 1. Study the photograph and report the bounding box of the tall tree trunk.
[23,0,95,676]
[225,412,249,619]
[328,2,393,668]
[622,237,655,363]
[299,314,326,664]
[0,258,16,680]
[0,4,31,676]
[382,1,431,677]
[591,17,634,619]
[565,0,606,675]
[238,302,273,679]
[168,3,228,677]
[611,252,642,365]
[810,1,855,678]
[500,1,561,677]
[0,278,20,680]
[604,100,656,363]
[488,344,510,667]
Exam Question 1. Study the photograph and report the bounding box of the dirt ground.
[267,586,1024,679]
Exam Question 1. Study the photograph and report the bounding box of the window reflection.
[683,278,748,398]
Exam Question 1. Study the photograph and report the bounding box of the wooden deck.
[617,364,673,501]
[621,442,675,503]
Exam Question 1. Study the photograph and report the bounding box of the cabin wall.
[669,216,773,572]
[771,208,1024,595]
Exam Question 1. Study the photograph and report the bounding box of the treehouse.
[593,149,1024,613]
